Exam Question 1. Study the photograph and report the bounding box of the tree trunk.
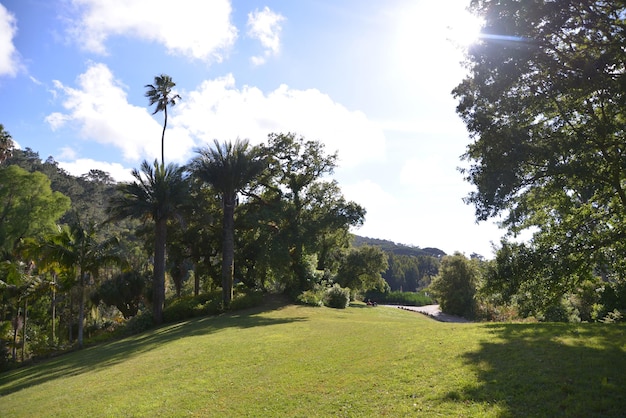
[77,274,85,349]
[21,299,27,362]
[161,107,167,167]
[68,292,73,343]
[12,305,19,362]
[222,194,235,307]
[51,275,56,345]
[153,217,168,325]
[193,262,199,297]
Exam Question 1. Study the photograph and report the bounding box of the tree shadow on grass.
[0,301,306,396]
[442,323,626,417]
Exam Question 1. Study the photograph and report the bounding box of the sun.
[391,4,483,84]
[444,10,484,48]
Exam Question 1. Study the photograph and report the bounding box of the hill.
[1,301,624,417]
[352,235,446,258]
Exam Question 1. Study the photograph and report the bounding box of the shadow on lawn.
[0,300,306,396]
[443,323,626,417]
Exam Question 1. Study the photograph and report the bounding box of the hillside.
[352,235,446,258]
[1,302,625,417]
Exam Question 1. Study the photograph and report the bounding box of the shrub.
[430,253,477,318]
[123,311,154,335]
[297,289,324,306]
[163,291,222,323]
[324,284,350,309]
[364,290,432,306]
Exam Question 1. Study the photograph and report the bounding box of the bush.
[297,289,324,306]
[430,253,477,318]
[163,291,222,323]
[364,290,432,306]
[324,284,350,309]
[123,311,154,335]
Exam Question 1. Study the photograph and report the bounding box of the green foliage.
[323,284,350,309]
[162,291,223,323]
[0,165,70,255]
[336,245,389,293]
[108,160,189,325]
[228,289,264,311]
[455,1,626,308]
[122,310,154,335]
[94,271,147,319]
[364,290,432,306]
[297,289,324,307]
[190,139,266,307]
[430,253,478,318]
[599,309,624,324]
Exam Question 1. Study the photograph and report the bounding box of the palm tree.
[0,124,15,164]
[145,74,181,166]
[107,160,188,324]
[190,140,266,307]
[39,220,120,348]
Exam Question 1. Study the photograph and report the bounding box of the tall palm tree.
[39,220,120,348]
[107,160,188,324]
[190,140,266,307]
[145,74,181,166]
[0,124,15,164]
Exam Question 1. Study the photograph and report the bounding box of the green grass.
[1,301,625,417]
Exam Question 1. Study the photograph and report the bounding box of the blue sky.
[0,0,505,257]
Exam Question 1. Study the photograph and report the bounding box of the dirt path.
[385,304,472,323]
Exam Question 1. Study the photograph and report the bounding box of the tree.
[261,133,365,294]
[107,160,189,325]
[430,253,478,318]
[190,140,266,307]
[145,74,181,166]
[336,246,389,294]
[0,124,14,164]
[453,2,626,293]
[93,270,146,319]
[0,165,71,257]
[39,220,120,348]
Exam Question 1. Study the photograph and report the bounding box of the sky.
[0,0,506,257]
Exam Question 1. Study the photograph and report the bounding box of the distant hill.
[352,235,446,258]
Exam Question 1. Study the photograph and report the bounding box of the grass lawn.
[1,300,625,417]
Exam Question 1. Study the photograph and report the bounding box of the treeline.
[353,236,443,291]
[0,133,395,369]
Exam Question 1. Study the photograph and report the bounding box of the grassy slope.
[1,302,625,417]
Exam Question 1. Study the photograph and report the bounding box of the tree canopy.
[454,1,626,295]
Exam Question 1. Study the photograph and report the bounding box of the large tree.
[107,160,189,324]
[190,140,266,307]
[0,166,71,257]
[261,133,365,294]
[453,1,626,291]
[145,74,181,166]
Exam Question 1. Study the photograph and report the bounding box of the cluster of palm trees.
[109,74,266,325]
[1,75,364,360]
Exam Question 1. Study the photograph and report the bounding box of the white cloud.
[177,74,386,168]
[247,7,285,65]
[0,3,20,77]
[58,158,135,183]
[58,146,78,160]
[46,62,195,163]
[67,0,237,62]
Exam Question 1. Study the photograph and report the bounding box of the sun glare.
[445,11,484,48]
[392,4,483,84]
